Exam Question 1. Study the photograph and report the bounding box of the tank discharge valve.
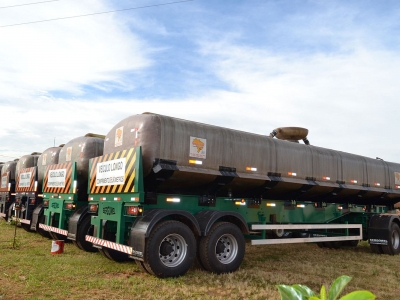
[270,127,310,145]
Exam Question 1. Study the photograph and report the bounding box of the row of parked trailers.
[1,113,400,278]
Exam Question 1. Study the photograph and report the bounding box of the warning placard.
[189,136,207,159]
[18,172,32,188]
[96,158,126,186]
[1,173,8,189]
[47,169,67,188]
[395,172,400,185]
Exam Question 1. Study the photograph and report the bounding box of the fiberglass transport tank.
[40,134,104,251]
[0,160,18,221]
[103,112,400,207]
[29,146,63,238]
[11,152,41,230]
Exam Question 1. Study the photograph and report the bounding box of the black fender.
[195,210,250,236]
[30,204,45,231]
[368,214,400,245]
[128,209,201,259]
[67,205,89,241]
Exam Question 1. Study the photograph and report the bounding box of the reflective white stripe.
[38,224,68,236]
[19,219,31,225]
[0,213,6,217]
[85,235,133,255]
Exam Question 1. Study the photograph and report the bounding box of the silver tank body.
[103,113,400,205]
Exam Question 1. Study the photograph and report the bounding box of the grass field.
[0,219,399,300]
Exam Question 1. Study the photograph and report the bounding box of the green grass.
[0,219,399,299]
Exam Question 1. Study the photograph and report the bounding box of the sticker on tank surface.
[189,136,206,159]
[66,147,72,162]
[395,172,400,185]
[1,173,8,189]
[42,153,47,166]
[115,126,123,147]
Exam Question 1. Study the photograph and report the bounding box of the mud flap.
[67,205,89,241]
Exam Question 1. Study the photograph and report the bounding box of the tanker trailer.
[0,160,18,221]
[39,134,104,252]
[85,113,400,278]
[9,147,63,237]
[9,152,41,231]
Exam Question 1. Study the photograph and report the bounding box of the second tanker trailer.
[81,113,400,278]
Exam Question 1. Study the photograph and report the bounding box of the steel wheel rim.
[392,230,400,249]
[274,229,285,238]
[215,234,238,264]
[158,234,187,268]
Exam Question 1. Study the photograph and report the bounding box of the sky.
[1,0,400,163]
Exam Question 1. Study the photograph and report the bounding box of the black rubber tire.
[370,244,383,254]
[37,213,52,239]
[317,242,325,248]
[135,259,150,274]
[101,229,129,262]
[199,222,245,274]
[345,240,359,247]
[49,217,68,241]
[74,216,97,252]
[272,229,292,238]
[21,223,33,232]
[143,220,196,278]
[381,222,400,255]
[293,232,309,238]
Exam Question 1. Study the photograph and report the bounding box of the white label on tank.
[189,136,207,159]
[395,172,400,185]
[96,158,126,186]
[66,147,72,162]
[47,169,67,188]
[19,171,32,188]
[1,174,8,188]
[115,126,124,147]
[42,153,47,166]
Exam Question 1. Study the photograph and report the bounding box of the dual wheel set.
[100,220,246,278]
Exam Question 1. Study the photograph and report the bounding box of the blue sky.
[1,0,400,163]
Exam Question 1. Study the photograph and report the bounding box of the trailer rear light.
[189,160,202,165]
[338,206,343,210]
[131,197,139,201]
[166,198,180,203]
[266,203,276,207]
[72,180,77,193]
[11,193,16,196]
[288,172,297,176]
[88,197,93,201]
[68,197,73,200]
[89,204,98,212]
[323,176,330,181]
[296,204,305,208]
[59,196,63,199]
[39,194,44,198]
[65,203,76,210]
[43,200,49,207]
[114,197,121,201]
[34,181,38,192]
[30,198,35,205]
[246,167,257,171]
[350,180,358,184]
[8,183,11,191]
[100,197,107,201]
[374,183,381,187]
[396,185,400,189]
[235,199,246,206]
[126,206,139,215]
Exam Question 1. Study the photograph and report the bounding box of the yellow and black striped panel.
[16,167,36,192]
[43,162,72,194]
[0,172,9,192]
[90,148,137,194]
